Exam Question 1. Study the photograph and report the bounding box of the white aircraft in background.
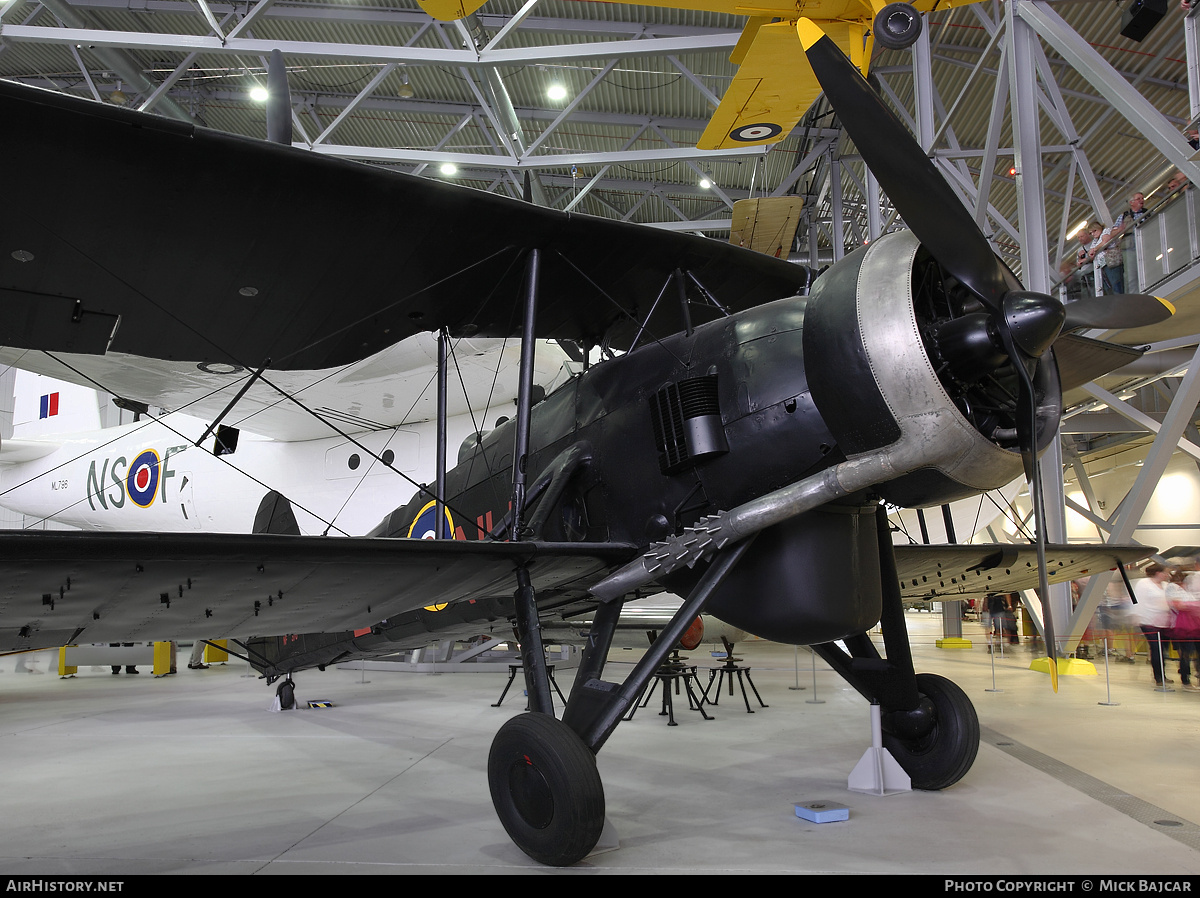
[0,335,574,537]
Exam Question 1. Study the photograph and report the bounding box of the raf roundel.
[406,499,456,541]
[729,122,783,142]
[126,449,160,508]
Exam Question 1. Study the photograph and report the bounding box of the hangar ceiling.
[0,0,1193,280]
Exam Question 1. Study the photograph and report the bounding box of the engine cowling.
[802,230,1059,509]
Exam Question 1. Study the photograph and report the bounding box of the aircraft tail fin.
[10,370,103,440]
[253,490,301,535]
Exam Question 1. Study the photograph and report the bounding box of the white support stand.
[847,703,911,796]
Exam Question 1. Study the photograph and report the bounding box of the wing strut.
[435,327,449,540]
[194,361,268,449]
[510,248,541,541]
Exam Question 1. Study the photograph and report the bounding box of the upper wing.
[0,530,637,653]
[0,81,809,374]
[894,543,1153,600]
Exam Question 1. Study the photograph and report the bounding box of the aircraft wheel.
[488,712,605,866]
[276,678,296,710]
[874,3,923,50]
[882,673,979,790]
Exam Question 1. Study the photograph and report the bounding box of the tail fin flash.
[10,371,102,439]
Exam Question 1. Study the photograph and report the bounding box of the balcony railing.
[1058,186,1200,302]
[1135,187,1200,293]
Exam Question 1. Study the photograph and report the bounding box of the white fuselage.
[0,410,484,536]
[0,334,575,535]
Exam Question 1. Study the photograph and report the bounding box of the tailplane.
[253,490,301,535]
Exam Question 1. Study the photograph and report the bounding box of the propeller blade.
[798,20,1016,310]
[997,314,1059,689]
[1062,294,1175,331]
[266,49,291,146]
[1027,454,1059,692]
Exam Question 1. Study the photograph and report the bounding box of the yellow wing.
[697,19,871,151]
[729,196,804,258]
[409,0,988,148]
[415,0,488,21]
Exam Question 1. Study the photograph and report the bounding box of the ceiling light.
[108,89,127,106]
[547,84,568,101]
[250,86,269,102]
[440,162,458,176]
[1066,219,1088,239]
[397,71,414,99]
[699,177,712,189]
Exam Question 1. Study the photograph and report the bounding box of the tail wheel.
[874,3,923,50]
[882,673,979,790]
[488,712,605,866]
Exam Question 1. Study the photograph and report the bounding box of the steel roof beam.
[0,23,739,64]
[21,0,194,122]
[60,0,737,40]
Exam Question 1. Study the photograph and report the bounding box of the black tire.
[488,712,605,866]
[882,673,979,790]
[874,3,923,50]
[277,679,296,710]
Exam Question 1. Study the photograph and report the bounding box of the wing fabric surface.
[0,531,637,653]
[893,543,1153,600]
[0,82,809,374]
[698,20,869,151]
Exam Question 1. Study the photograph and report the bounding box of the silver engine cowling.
[802,230,1059,509]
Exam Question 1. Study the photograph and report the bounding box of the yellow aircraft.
[417,0,981,150]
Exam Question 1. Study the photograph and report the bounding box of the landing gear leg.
[813,506,979,790]
[487,540,754,865]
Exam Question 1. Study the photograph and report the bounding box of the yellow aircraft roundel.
[408,500,458,611]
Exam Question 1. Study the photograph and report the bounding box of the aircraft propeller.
[798,19,1172,685]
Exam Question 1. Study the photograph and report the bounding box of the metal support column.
[912,23,935,152]
[830,154,845,261]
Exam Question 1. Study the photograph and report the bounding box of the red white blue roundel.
[729,122,783,142]
[127,449,160,508]
[406,500,456,540]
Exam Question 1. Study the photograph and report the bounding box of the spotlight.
[398,71,414,99]
[547,84,568,101]
[250,86,269,102]
[1120,0,1168,42]
[440,162,458,176]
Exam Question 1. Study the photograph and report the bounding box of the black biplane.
[0,24,1167,866]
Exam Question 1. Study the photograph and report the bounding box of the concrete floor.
[2,611,1199,875]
